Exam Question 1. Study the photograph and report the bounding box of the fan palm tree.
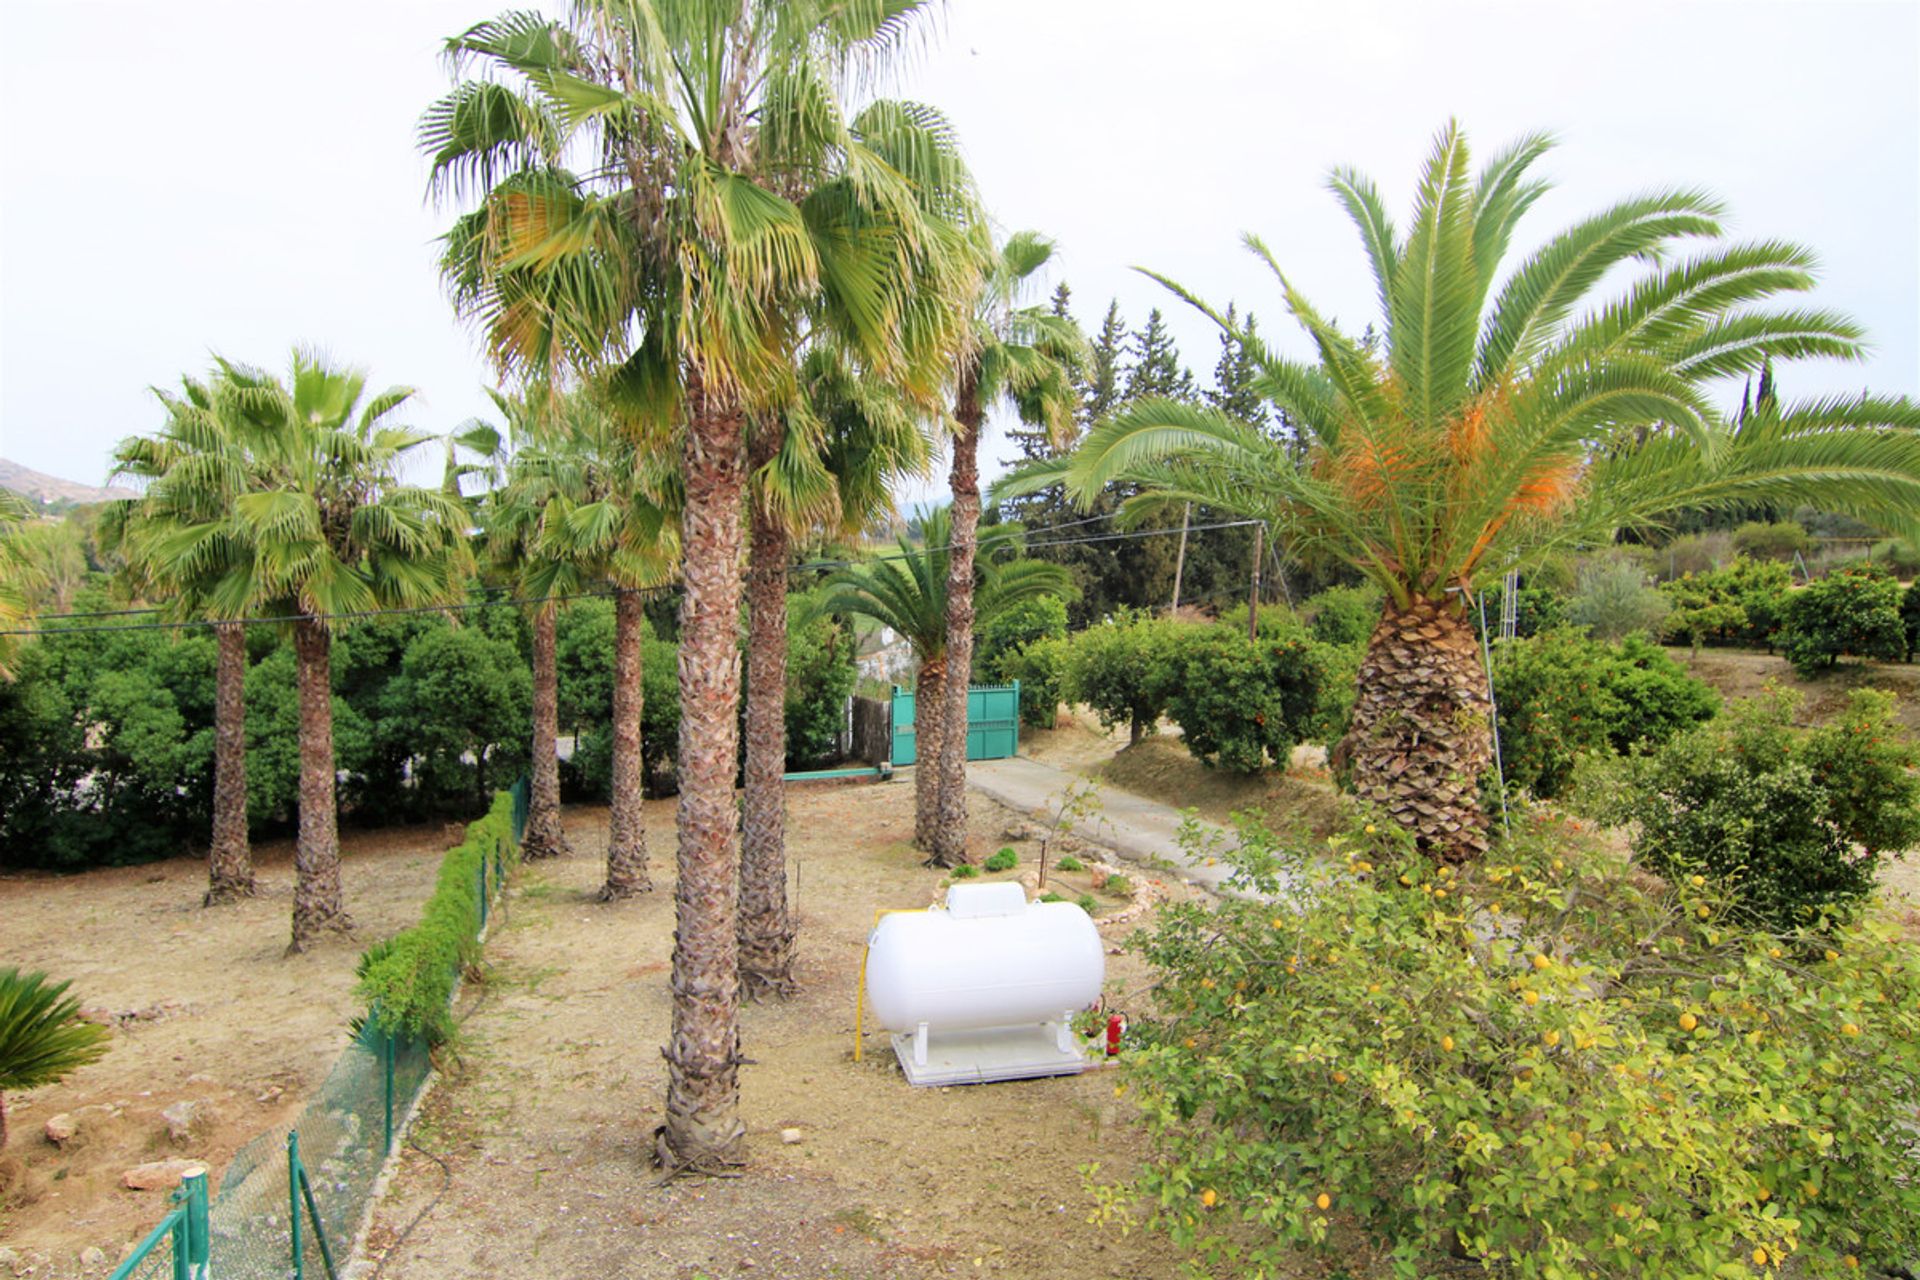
[422,0,976,1172]
[0,968,110,1153]
[1016,122,1920,862]
[106,368,271,903]
[739,342,932,997]
[933,231,1084,865]
[484,387,678,887]
[215,351,473,948]
[820,508,1075,865]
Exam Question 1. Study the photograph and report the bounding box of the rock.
[44,1113,76,1145]
[121,1159,201,1191]
[185,1073,217,1087]
[1088,869,1110,890]
[779,1128,804,1145]
[0,1247,16,1269]
[79,1247,106,1268]
[161,1101,202,1142]
[1001,821,1043,842]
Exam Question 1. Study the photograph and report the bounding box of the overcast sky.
[2,0,1915,502]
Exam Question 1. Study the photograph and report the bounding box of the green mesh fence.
[113,785,523,1280]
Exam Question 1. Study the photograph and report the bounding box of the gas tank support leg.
[1056,1013,1074,1054]
[913,1021,929,1067]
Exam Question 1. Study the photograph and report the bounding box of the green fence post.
[288,1130,304,1280]
[182,1166,209,1278]
[170,1207,188,1280]
[384,1028,396,1154]
[478,855,488,930]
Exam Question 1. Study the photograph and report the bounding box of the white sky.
[3,0,1916,503]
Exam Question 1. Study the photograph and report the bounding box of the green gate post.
[1012,680,1021,752]
[183,1166,209,1278]
[288,1130,304,1280]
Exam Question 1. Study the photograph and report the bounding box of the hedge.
[355,790,518,1043]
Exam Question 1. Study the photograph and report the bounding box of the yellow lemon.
[1440,1035,1455,1052]
[1315,1192,1331,1211]
[1532,954,1551,971]
[1753,1247,1769,1266]
[1184,1037,1197,1049]
[1200,1188,1216,1208]
[1846,1256,1860,1269]
[1270,917,1285,929]
[1678,1013,1698,1032]
[1399,874,1413,887]
[1542,1030,1561,1048]
[1690,874,1705,887]
[1769,947,1782,958]
[1367,983,1382,994]
[1696,906,1711,919]
[1842,1022,1861,1037]
[1364,824,1376,834]
[1433,888,1447,899]
[1522,990,1540,1006]
[1756,1186,1770,1202]
[1826,949,1840,963]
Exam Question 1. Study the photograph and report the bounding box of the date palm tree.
[934,231,1083,865]
[423,0,975,1172]
[0,492,40,681]
[220,351,473,948]
[106,367,270,903]
[739,342,932,997]
[0,968,110,1153]
[820,508,1074,865]
[1020,122,1920,862]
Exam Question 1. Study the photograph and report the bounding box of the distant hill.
[0,457,136,508]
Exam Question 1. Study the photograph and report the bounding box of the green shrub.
[1103,873,1132,898]
[1868,537,1920,578]
[356,791,518,1043]
[1779,563,1905,675]
[1075,893,1097,914]
[1476,579,1566,640]
[781,607,858,768]
[1054,855,1084,872]
[1039,891,1065,903]
[1493,629,1717,799]
[1658,556,1792,652]
[983,847,1018,873]
[1902,580,1920,661]
[1302,584,1381,648]
[976,594,1070,682]
[1100,815,1920,1277]
[1566,555,1669,641]
[998,634,1070,730]
[1591,689,1920,931]
[1065,609,1180,743]
[1164,623,1330,773]
[948,862,978,879]
[1731,519,1812,561]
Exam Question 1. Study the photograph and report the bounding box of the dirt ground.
[364,785,1201,1280]
[0,826,451,1268]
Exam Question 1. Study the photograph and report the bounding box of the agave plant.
[0,969,110,1152]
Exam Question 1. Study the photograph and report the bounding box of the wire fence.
[112,785,525,1280]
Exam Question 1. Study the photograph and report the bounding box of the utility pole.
[1249,523,1263,640]
[1169,501,1191,613]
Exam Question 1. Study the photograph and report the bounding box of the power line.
[1,516,1258,639]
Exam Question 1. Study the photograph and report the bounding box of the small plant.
[1055,855,1085,872]
[1075,893,1097,913]
[1,968,111,1151]
[1039,891,1066,903]
[984,847,1018,873]
[1104,873,1133,898]
[948,862,979,879]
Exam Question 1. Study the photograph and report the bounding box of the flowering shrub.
[1096,814,1920,1278]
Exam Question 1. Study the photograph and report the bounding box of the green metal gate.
[890,681,1020,767]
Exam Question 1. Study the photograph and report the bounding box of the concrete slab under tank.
[890,1022,1096,1087]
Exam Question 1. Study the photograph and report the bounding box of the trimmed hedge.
[356,790,518,1042]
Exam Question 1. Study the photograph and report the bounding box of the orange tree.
[1005,123,1920,863]
[1100,812,1920,1277]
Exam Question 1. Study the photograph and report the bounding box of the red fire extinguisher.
[1105,1013,1127,1057]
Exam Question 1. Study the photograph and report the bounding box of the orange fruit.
[1440,1035,1455,1052]
[1200,1188,1217,1208]
[1542,1030,1561,1048]
[1678,1013,1698,1032]
[1315,1192,1331,1211]
[1331,1070,1348,1084]
[1753,1247,1769,1266]
[1756,1186,1770,1202]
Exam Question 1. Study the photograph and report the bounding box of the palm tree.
[821,508,1075,865]
[739,343,932,997]
[0,491,40,681]
[934,232,1083,865]
[484,388,677,887]
[423,0,976,1172]
[106,368,269,903]
[220,352,473,948]
[1021,123,1920,862]
[0,968,110,1153]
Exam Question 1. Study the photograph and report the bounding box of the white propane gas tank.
[865,881,1105,1034]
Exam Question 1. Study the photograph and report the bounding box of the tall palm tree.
[106,368,270,903]
[1019,123,1920,862]
[821,508,1075,865]
[423,0,975,1172]
[485,388,677,888]
[0,492,40,681]
[934,232,1083,865]
[739,342,932,997]
[219,351,473,948]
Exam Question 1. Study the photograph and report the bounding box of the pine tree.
[1125,309,1195,403]
[1082,301,1128,429]
[1204,305,1268,430]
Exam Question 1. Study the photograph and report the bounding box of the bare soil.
[364,785,1198,1280]
[0,826,451,1268]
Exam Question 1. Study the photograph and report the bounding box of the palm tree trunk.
[656,375,747,1174]
[523,608,572,861]
[931,392,983,868]
[600,589,651,899]
[739,504,796,998]
[206,622,254,905]
[290,618,347,951]
[1334,593,1493,864]
[912,660,947,852]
